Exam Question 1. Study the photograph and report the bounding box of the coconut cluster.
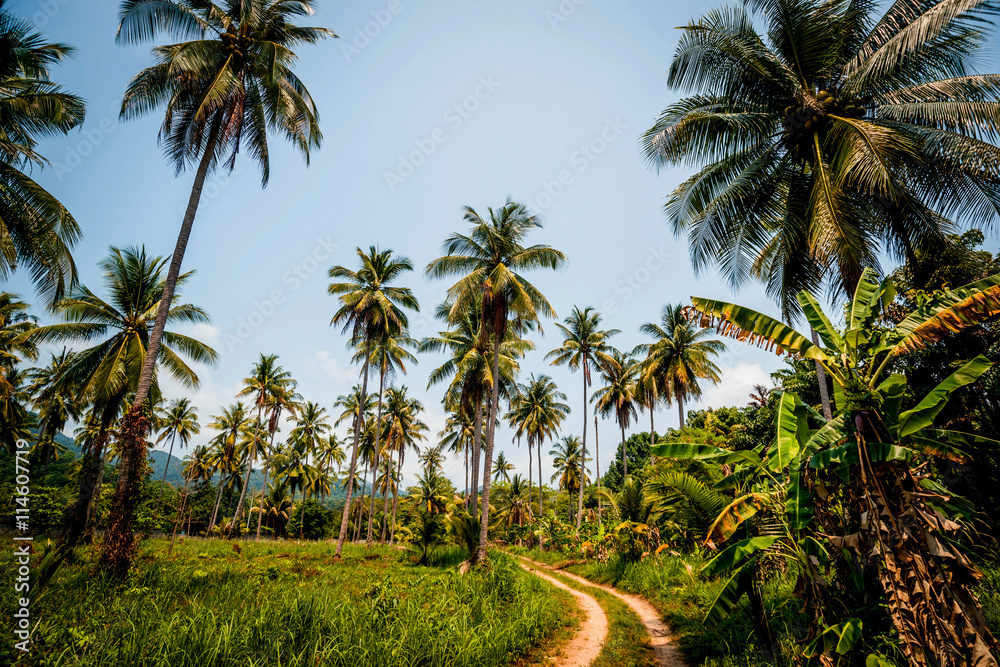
[781,89,863,160]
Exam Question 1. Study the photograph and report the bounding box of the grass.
[2,538,574,667]
[519,558,657,667]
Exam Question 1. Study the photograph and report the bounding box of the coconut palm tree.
[592,349,639,479]
[171,444,210,548]
[545,306,619,530]
[636,304,724,429]
[492,451,514,482]
[231,355,294,533]
[111,11,333,554]
[507,374,569,515]
[329,246,419,556]
[382,386,428,542]
[550,435,590,521]
[426,200,566,561]
[642,0,1000,315]
[1,293,38,396]
[0,7,85,301]
[253,383,301,538]
[316,433,345,503]
[153,398,200,514]
[28,246,216,550]
[440,409,476,500]
[205,402,248,531]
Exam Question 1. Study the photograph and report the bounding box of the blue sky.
[9,0,999,490]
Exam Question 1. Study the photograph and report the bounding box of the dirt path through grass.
[520,557,686,667]
[518,560,607,666]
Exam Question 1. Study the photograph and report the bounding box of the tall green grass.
[3,539,566,667]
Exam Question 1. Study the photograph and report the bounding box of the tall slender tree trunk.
[154,432,178,515]
[595,415,601,523]
[678,397,685,430]
[811,329,834,420]
[470,400,483,516]
[62,400,118,550]
[464,442,469,506]
[538,436,544,515]
[102,120,222,576]
[299,490,307,539]
[256,428,278,540]
[367,370,385,544]
[169,475,191,554]
[476,338,503,563]
[527,438,533,517]
[354,463,368,542]
[621,423,628,479]
[336,340,372,557]
[390,448,403,544]
[576,374,588,531]
[208,472,227,533]
[230,401,265,536]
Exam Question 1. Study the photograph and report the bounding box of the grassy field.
[3,539,575,667]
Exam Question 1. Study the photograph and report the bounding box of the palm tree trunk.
[367,369,385,544]
[470,400,483,516]
[208,472,226,533]
[61,400,118,550]
[595,415,601,523]
[299,490,307,539]
[576,374,588,531]
[464,442,469,506]
[169,475,191,554]
[102,119,222,576]
[155,431,177,516]
[256,429,278,540]
[537,436,544,515]
[527,437,533,517]
[390,447,403,544]
[336,339,373,557]
[477,337,504,562]
[811,328,834,420]
[678,397,685,430]
[621,422,628,479]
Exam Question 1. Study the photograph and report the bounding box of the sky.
[8,0,999,492]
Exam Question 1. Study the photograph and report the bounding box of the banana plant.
[655,269,1000,667]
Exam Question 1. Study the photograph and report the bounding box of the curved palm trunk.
[811,329,834,420]
[154,431,178,516]
[103,120,222,576]
[576,374,588,531]
[335,340,372,557]
[367,370,385,545]
[61,400,118,550]
[231,401,265,536]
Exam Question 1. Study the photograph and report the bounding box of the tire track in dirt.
[519,560,607,667]
[521,557,686,667]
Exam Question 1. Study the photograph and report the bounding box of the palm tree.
[492,451,514,482]
[382,386,428,542]
[642,0,1000,313]
[1,293,38,399]
[506,374,569,515]
[545,306,619,530]
[28,246,216,550]
[0,7,85,301]
[354,328,417,544]
[439,409,475,501]
[636,304,724,429]
[426,200,566,562]
[283,401,329,537]
[153,398,200,514]
[171,444,211,548]
[592,349,639,479]
[420,444,446,472]
[316,433,345,502]
[232,355,294,534]
[550,435,590,521]
[329,246,419,556]
[205,402,248,531]
[253,383,301,538]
